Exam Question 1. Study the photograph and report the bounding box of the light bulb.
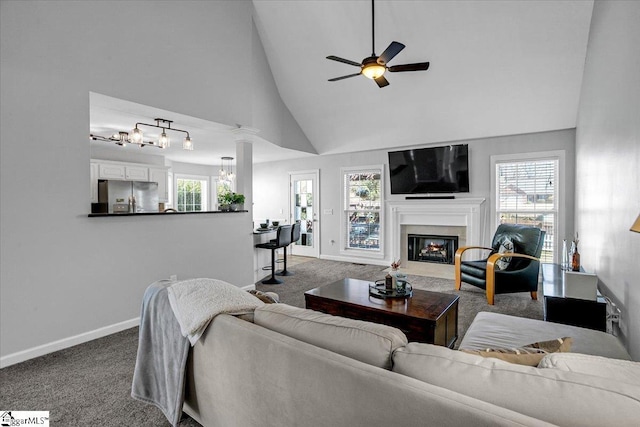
[130,127,143,144]
[183,136,193,151]
[159,130,170,148]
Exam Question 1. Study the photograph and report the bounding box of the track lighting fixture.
[90,118,193,150]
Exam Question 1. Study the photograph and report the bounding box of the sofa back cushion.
[393,342,640,427]
[254,304,407,369]
[539,353,640,386]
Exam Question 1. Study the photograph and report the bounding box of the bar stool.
[277,222,301,277]
[255,225,292,285]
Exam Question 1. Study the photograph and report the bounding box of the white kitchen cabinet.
[91,160,170,205]
[98,163,126,180]
[125,166,149,181]
[149,167,169,202]
[90,162,99,203]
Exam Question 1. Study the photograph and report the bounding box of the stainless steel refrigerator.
[98,180,159,213]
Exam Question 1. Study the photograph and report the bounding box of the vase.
[571,246,581,271]
[394,271,408,291]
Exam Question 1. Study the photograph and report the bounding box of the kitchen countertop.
[253,227,278,235]
[88,210,248,217]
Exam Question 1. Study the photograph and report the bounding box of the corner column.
[232,126,259,218]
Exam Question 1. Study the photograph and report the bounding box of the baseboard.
[319,254,389,267]
[0,317,140,369]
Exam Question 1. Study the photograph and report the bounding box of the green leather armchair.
[455,224,545,305]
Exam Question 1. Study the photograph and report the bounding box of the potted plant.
[229,192,245,211]
[219,192,245,211]
[218,191,232,212]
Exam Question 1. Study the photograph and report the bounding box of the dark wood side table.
[304,278,459,348]
[542,263,607,332]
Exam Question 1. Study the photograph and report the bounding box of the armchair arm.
[485,253,541,305]
[455,246,493,257]
[454,246,493,291]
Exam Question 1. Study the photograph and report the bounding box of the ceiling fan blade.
[374,75,390,88]
[326,55,362,67]
[328,72,362,82]
[377,41,405,65]
[388,62,430,72]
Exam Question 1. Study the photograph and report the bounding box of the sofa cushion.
[393,342,640,427]
[461,337,572,366]
[254,304,407,369]
[459,311,631,360]
[539,353,640,386]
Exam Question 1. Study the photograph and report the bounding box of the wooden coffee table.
[304,278,459,348]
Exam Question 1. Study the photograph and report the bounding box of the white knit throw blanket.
[167,278,264,345]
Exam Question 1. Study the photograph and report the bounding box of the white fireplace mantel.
[388,198,486,262]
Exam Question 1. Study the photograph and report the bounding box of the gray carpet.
[0,259,543,426]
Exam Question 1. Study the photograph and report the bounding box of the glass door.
[290,171,319,258]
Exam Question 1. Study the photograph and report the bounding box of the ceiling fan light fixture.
[362,63,386,80]
[326,0,429,88]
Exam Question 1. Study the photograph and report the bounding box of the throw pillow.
[461,337,572,366]
[248,290,279,304]
[495,237,514,270]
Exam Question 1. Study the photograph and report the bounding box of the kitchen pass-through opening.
[408,234,459,265]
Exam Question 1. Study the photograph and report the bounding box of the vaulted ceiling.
[252,0,594,155]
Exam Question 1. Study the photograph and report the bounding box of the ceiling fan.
[327,0,430,88]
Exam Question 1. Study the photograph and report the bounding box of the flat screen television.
[388,144,469,194]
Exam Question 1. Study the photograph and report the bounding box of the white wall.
[250,18,316,154]
[0,1,291,363]
[254,129,576,265]
[91,145,167,167]
[575,0,640,359]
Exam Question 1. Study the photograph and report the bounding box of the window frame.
[340,165,385,259]
[174,174,210,212]
[490,150,566,264]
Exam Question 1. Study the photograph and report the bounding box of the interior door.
[290,171,319,258]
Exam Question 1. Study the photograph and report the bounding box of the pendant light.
[219,156,234,183]
[183,136,193,151]
[158,130,170,148]
[130,127,144,144]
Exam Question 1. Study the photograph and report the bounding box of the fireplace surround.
[388,199,486,267]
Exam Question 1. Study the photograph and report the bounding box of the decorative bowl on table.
[259,223,268,229]
[272,221,280,227]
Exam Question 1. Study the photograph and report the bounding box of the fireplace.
[389,199,485,268]
[408,234,459,265]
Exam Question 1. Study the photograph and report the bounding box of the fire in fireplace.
[408,234,459,265]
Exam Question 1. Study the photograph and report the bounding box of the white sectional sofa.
[183,304,638,427]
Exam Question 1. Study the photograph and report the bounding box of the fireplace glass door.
[408,234,459,264]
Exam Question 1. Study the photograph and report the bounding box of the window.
[492,153,564,263]
[176,176,208,212]
[342,166,383,255]
[215,178,233,209]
